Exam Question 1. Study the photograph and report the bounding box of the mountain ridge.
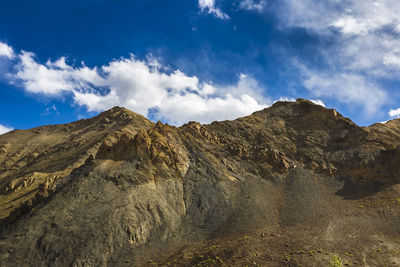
[1,99,400,266]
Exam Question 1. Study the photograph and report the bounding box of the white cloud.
[271,0,400,121]
[0,124,13,135]
[275,97,295,103]
[329,1,400,36]
[239,0,266,11]
[198,0,229,19]
[277,0,339,32]
[383,51,400,68]
[0,42,14,59]
[330,16,370,36]
[154,93,264,125]
[14,51,103,95]
[279,0,400,77]
[389,108,400,118]
[280,0,400,35]
[310,99,325,107]
[302,68,386,115]
[10,47,269,125]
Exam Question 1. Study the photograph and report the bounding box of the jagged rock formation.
[0,99,400,266]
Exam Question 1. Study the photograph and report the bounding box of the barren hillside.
[1,99,400,266]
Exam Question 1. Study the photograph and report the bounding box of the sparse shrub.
[329,254,342,267]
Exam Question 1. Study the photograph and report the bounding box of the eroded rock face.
[1,99,400,266]
[96,122,190,177]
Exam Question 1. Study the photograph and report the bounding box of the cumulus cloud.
[198,0,229,19]
[13,51,103,95]
[0,42,14,59]
[239,0,266,11]
[0,124,13,135]
[389,108,400,118]
[9,47,269,125]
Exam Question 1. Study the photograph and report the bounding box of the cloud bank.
[4,43,269,125]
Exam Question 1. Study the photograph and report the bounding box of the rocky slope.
[1,99,400,266]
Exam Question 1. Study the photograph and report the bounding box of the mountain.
[1,99,400,266]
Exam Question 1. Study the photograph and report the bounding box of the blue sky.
[1,0,400,133]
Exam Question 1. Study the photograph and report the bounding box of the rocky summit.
[1,99,400,266]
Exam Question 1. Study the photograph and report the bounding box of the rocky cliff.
[1,99,400,266]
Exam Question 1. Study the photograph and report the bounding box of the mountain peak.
[99,106,140,118]
[248,98,355,130]
[270,97,326,111]
[92,106,153,128]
